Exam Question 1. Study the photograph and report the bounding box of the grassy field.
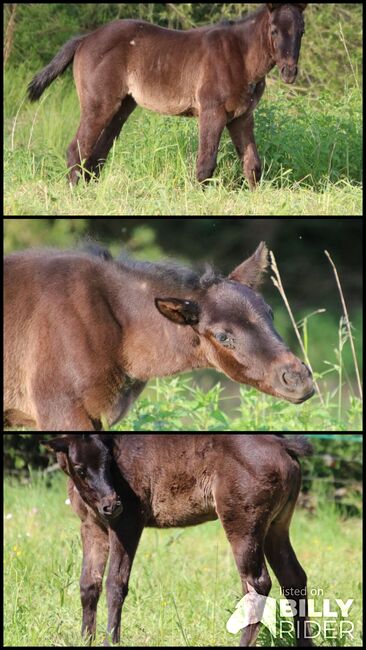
[4,472,362,646]
[4,3,362,215]
[4,72,361,216]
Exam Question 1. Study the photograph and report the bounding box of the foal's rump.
[214,434,307,511]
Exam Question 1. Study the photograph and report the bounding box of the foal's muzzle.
[280,64,298,84]
[279,361,314,404]
[98,495,123,520]
[271,356,314,404]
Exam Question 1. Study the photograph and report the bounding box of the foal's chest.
[228,79,266,120]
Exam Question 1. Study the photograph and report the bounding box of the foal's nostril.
[281,368,302,389]
[102,500,122,516]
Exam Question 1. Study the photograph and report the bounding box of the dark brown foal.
[46,434,313,647]
[28,4,307,186]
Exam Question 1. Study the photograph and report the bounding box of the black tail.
[27,35,86,101]
[275,434,313,459]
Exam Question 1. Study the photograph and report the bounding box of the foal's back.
[113,434,301,528]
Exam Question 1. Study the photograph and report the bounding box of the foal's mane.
[116,253,222,292]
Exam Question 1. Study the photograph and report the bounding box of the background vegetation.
[4,434,363,646]
[4,218,363,431]
[4,3,362,215]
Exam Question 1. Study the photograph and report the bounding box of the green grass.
[112,375,362,432]
[4,473,362,646]
[4,65,362,215]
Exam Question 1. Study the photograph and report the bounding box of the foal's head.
[155,242,314,404]
[46,435,123,521]
[266,3,307,84]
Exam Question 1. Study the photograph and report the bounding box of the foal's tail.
[275,434,313,459]
[27,35,86,101]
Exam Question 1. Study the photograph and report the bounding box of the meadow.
[4,471,362,646]
[4,4,362,216]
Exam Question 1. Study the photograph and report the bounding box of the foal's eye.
[215,332,234,349]
[216,332,229,343]
[75,466,87,479]
[271,28,278,37]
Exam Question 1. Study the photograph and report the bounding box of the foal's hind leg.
[265,504,312,646]
[67,95,135,185]
[215,490,272,646]
[86,96,137,179]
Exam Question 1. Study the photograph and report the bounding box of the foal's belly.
[127,79,196,116]
[147,510,218,528]
[147,478,218,528]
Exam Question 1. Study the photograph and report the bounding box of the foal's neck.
[235,8,275,82]
[117,277,206,381]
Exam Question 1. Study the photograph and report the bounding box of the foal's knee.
[81,577,103,608]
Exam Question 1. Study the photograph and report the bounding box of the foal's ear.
[155,298,200,325]
[229,242,269,290]
[41,437,74,476]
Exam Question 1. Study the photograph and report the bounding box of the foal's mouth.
[283,388,315,405]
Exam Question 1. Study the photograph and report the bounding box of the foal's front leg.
[227,113,261,190]
[80,516,110,641]
[196,106,227,183]
[105,517,144,645]
[66,478,110,642]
